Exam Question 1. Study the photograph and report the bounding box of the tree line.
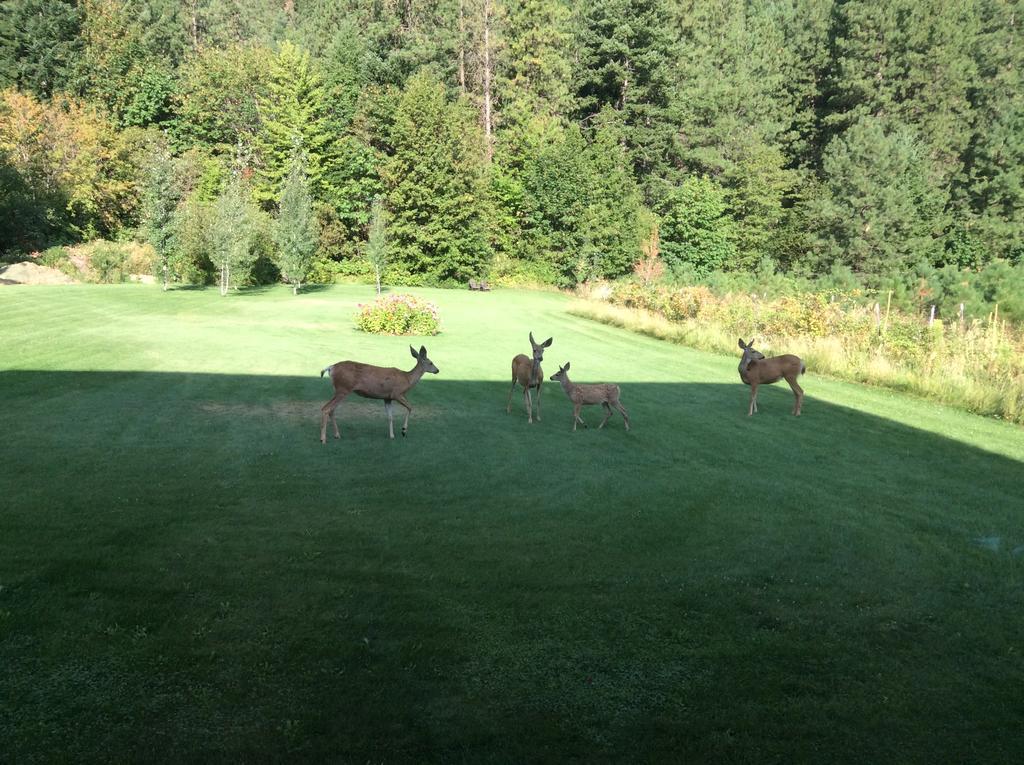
[0,0,1021,291]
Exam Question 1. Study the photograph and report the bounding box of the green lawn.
[2,284,1023,763]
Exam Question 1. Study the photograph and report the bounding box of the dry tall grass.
[569,285,1024,424]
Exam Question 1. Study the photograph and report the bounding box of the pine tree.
[573,0,678,187]
[960,0,1024,262]
[0,0,81,98]
[382,71,490,283]
[807,118,948,276]
[255,40,334,206]
[274,152,319,295]
[822,0,977,188]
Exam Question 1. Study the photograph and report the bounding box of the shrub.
[354,293,441,336]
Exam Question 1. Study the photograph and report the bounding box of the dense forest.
[0,0,1021,293]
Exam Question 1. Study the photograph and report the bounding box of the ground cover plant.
[2,285,1023,762]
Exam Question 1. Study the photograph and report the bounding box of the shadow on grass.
[2,370,1023,762]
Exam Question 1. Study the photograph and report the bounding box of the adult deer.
[507,331,553,423]
[320,345,439,443]
[737,338,805,416]
[549,362,630,431]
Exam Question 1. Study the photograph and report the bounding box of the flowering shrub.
[355,293,441,335]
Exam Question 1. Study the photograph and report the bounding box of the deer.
[737,338,805,416]
[549,362,630,432]
[507,331,553,423]
[320,345,439,443]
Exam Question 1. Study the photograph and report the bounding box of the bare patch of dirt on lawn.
[197,399,441,421]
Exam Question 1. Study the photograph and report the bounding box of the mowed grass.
[1,284,1023,763]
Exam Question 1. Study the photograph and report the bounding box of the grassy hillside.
[2,285,1022,762]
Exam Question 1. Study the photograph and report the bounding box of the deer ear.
[564,361,570,370]
[419,345,427,358]
[410,345,418,359]
[738,338,746,349]
[529,331,536,346]
[542,337,553,347]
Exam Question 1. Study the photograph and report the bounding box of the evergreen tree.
[502,0,574,128]
[573,0,678,187]
[255,40,334,206]
[0,0,81,98]
[807,118,948,276]
[960,0,1024,262]
[822,0,977,188]
[382,71,490,283]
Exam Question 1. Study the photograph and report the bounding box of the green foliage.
[573,0,678,186]
[273,153,319,294]
[209,173,260,294]
[1,0,1024,306]
[354,292,441,335]
[657,176,737,274]
[808,119,949,276]
[0,0,81,98]
[364,196,388,294]
[382,71,490,284]
[255,41,334,205]
[140,138,178,288]
[171,44,270,155]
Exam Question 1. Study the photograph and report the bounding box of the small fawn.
[549,362,630,431]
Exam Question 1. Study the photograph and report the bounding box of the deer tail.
[800,361,807,376]
[320,365,333,379]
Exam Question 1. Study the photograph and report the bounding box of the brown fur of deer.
[549,362,630,431]
[737,338,805,416]
[507,331,552,423]
[320,345,439,442]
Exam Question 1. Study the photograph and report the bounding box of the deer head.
[549,361,570,383]
[410,345,439,374]
[738,338,765,371]
[529,331,553,365]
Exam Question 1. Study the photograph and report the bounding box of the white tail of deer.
[549,362,630,431]
[737,338,805,416]
[507,331,552,423]
[320,345,439,442]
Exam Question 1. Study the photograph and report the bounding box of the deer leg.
[599,402,612,429]
[748,383,758,416]
[787,376,804,416]
[320,390,349,443]
[615,400,631,431]
[396,395,413,436]
[524,387,533,423]
[535,381,542,421]
[573,401,586,430]
[385,399,395,439]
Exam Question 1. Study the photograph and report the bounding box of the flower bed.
[354,293,441,335]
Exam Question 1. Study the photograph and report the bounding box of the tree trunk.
[482,0,494,161]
